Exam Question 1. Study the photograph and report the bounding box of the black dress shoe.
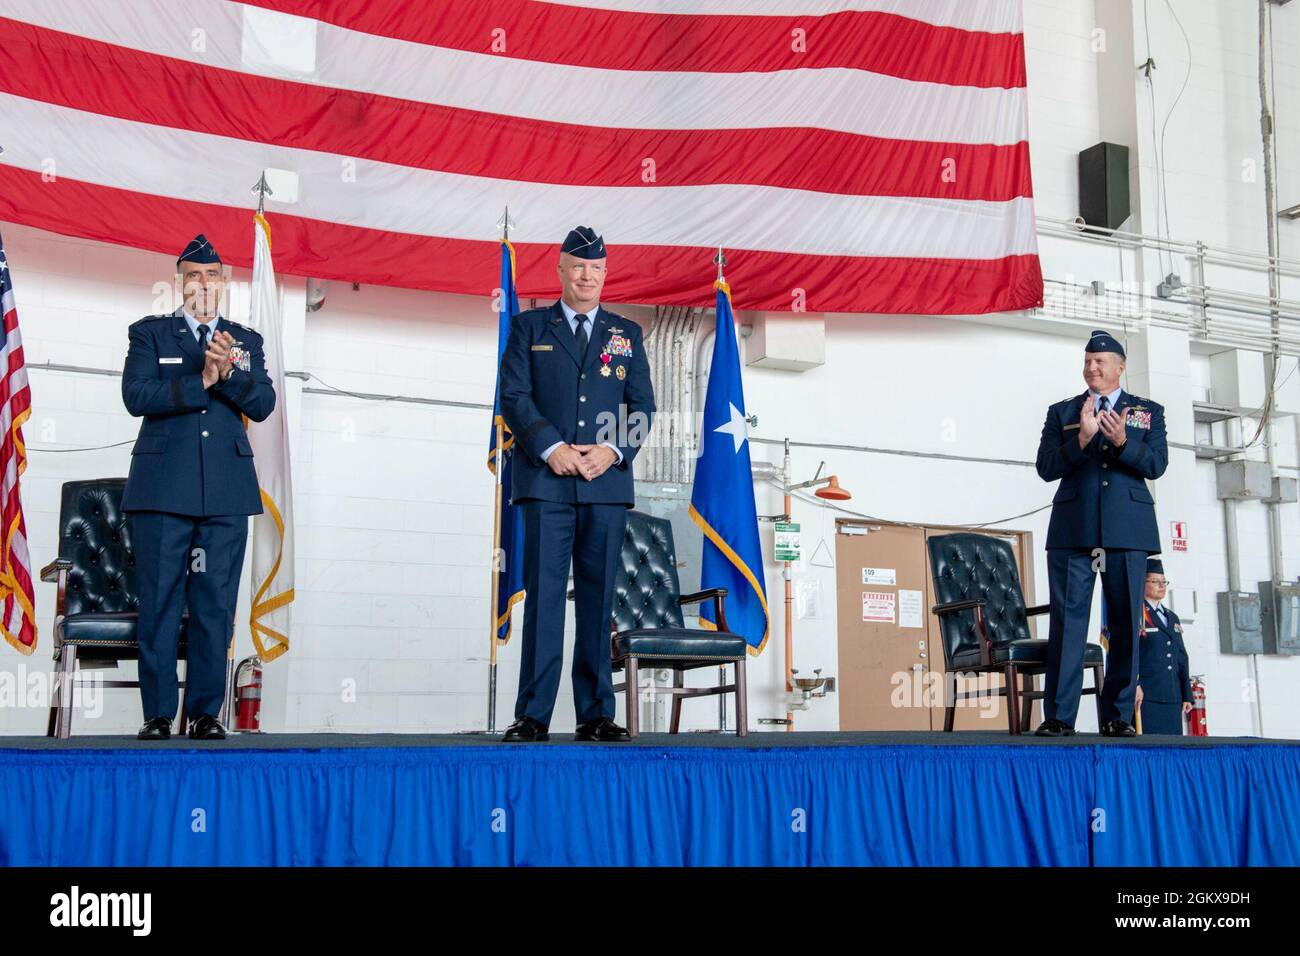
[187,715,228,740]
[1034,718,1076,737]
[501,716,549,742]
[574,717,631,742]
[1100,719,1137,737]
[136,716,172,741]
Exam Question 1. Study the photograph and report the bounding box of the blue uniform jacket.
[1138,604,1193,703]
[1036,390,1168,552]
[499,301,655,506]
[121,311,276,516]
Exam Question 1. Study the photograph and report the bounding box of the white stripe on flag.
[0,95,1038,260]
[0,0,1028,143]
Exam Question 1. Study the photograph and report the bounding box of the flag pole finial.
[252,172,273,216]
[496,206,517,242]
[713,246,727,283]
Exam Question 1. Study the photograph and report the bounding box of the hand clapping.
[201,329,235,388]
[1078,395,1100,446]
[1098,406,1129,446]
[1078,397,1127,448]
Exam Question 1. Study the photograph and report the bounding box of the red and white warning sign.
[862,591,896,623]
[1170,521,1188,553]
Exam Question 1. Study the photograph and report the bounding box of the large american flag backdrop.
[0,0,1041,314]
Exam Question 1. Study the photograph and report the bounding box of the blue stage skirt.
[1,743,1296,866]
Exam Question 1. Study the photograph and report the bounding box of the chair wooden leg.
[47,651,64,738]
[625,656,640,738]
[734,657,748,737]
[1021,671,1035,731]
[669,669,684,734]
[57,646,77,740]
[1005,664,1021,736]
[943,671,956,732]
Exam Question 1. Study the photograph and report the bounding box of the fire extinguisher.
[1188,675,1208,737]
[233,655,263,733]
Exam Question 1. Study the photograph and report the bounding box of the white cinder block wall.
[2,0,1298,737]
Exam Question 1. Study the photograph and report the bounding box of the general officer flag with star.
[689,279,770,654]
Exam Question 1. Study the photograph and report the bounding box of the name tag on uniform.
[159,357,183,364]
[531,345,553,351]
[1063,423,1080,431]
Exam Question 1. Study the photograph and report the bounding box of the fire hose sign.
[1171,521,1188,552]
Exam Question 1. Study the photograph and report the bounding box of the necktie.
[197,324,210,354]
[574,313,589,356]
[1097,395,1110,414]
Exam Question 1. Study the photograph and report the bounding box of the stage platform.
[2,732,1297,867]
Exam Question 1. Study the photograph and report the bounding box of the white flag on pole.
[247,212,294,661]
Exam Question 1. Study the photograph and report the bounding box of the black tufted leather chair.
[40,479,198,738]
[604,511,749,736]
[927,532,1103,735]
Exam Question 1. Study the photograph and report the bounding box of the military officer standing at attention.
[1135,558,1193,735]
[497,226,655,742]
[1034,330,1168,737]
[122,235,276,740]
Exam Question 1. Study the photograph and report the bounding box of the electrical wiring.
[768,479,1053,533]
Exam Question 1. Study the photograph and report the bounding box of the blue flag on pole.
[689,279,770,654]
[489,240,526,642]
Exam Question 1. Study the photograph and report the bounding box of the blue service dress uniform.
[498,301,655,726]
[1137,602,1192,735]
[1035,389,1168,726]
[121,307,276,720]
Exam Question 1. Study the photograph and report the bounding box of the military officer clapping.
[122,234,275,740]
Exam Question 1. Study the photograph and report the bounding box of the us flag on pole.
[0,0,1040,315]
[0,232,36,654]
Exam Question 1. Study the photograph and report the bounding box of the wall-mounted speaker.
[1078,142,1130,232]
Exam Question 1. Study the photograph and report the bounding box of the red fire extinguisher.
[233,655,263,733]
[1188,675,1208,737]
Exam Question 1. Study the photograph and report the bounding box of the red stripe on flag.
[0,165,1043,315]
[239,0,1026,87]
[0,347,30,411]
[0,20,1033,201]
